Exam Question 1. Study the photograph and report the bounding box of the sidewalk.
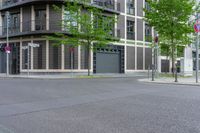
[139,77,200,86]
[0,72,147,80]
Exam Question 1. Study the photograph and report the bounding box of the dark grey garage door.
[96,52,120,73]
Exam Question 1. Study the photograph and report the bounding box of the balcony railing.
[93,0,121,12]
[0,20,121,39]
[127,32,135,40]
[0,19,62,37]
[1,0,24,8]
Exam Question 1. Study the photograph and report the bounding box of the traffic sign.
[22,46,28,50]
[28,43,40,48]
[194,22,200,33]
[154,36,159,43]
[69,47,75,52]
[4,46,11,54]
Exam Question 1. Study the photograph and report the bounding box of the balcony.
[0,19,63,38]
[0,20,121,39]
[0,0,64,10]
[0,0,121,14]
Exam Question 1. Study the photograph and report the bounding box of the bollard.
[152,64,155,81]
[175,64,178,82]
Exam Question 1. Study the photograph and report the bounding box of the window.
[127,20,135,40]
[145,0,151,11]
[127,0,134,15]
[2,13,20,35]
[145,24,152,42]
[35,9,46,30]
[63,10,78,32]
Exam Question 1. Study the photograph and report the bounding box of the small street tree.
[144,0,195,73]
[48,0,118,76]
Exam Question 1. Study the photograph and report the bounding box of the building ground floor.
[0,37,153,75]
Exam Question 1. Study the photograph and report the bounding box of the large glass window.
[127,20,135,40]
[2,13,20,35]
[63,10,78,32]
[145,0,151,11]
[127,0,135,15]
[33,41,46,69]
[49,42,62,69]
[35,9,46,31]
[145,24,152,42]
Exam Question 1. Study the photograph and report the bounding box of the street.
[0,78,200,133]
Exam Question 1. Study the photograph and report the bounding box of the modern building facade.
[0,0,153,74]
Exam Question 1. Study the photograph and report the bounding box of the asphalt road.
[0,78,200,133]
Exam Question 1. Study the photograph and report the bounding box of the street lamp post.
[6,11,10,76]
[195,13,200,83]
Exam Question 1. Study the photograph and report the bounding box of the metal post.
[196,31,199,83]
[6,11,9,76]
[175,64,178,82]
[196,13,199,83]
[152,64,155,81]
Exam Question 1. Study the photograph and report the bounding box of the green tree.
[144,0,195,73]
[48,0,118,76]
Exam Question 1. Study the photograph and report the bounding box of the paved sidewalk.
[0,72,147,79]
[139,77,200,86]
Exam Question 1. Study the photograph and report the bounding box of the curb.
[138,79,200,86]
[0,75,145,80]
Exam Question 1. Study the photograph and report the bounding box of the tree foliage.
[144,0,195,73]
[47,0,118,76]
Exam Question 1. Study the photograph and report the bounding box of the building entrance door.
[10,43,20,74]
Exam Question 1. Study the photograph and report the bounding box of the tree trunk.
[171,41,175,76]
[165,48,169,74]
[87,44,91,76]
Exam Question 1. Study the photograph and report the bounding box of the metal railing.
[93,0,121,12]
[127,32,135,40]
[1,0,24,7]
[0,20,121,39]
[0,20,62,36]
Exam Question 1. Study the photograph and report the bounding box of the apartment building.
[0,0,153,74]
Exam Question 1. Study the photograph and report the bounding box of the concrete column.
[46,40,49,70]
[46,4,49,30]
[143,0,145,70]
[90,44,93,72]
[20,38,22,72]
[61,5,65,31]
[143,47,145,70]
[124,0,127,73]
[114,0,117,37]
[78,45,81,70]
[31,38,33,70]
[20,7,23,32]
[61,44,65,70]
[0,12,2,36]
[135,0,137,70]
[31,5,35,31]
